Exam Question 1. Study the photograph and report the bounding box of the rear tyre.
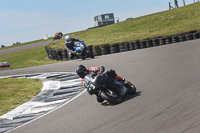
[100,90,122,104]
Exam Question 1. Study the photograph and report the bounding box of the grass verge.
[47,2,200,48]
[0,78,43,116]
[1,3,200,69]
[0,45,62,69]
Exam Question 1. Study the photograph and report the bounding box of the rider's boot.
[119,86,128,97]
[115,75,135,96]
[115,74,132,88]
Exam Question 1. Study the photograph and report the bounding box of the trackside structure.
[94,13,115,27]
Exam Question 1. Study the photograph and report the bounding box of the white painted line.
[0,72,85,133]
[6,89,86,133]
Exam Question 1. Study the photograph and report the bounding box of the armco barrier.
[0,62,10,69]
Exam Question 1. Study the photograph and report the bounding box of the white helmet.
[65,35,71,41]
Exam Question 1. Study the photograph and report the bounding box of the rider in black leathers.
[76,65,130,103]
[64,35,83,59]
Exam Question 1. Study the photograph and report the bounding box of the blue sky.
[0,0,196,46]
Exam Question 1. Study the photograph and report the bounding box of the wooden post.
[174,0,179,8]
[182,0,186,6]
[169,2,171,10]
[169,2,174,10]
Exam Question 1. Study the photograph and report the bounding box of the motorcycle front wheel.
[126,82,137,95]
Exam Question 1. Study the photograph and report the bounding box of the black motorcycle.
[73,42,94,60]
[68,42,94,60]
[83,72,137,104]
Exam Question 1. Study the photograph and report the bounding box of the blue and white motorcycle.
[72,41,94,60]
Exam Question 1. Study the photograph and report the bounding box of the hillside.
[0,2,200,69]
[48,2,200,48]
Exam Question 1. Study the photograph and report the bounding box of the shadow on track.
[72,56,100,62]
[101,91,141,106]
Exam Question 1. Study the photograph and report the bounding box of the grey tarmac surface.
[0,39,200,133]
[0,40,52,55]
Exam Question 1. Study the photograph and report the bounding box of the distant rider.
[64,35,83,59]
[76,65,130,103]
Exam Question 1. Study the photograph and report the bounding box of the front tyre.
[96,96,104,103]
[126,82,137,95]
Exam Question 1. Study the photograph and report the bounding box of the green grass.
[0,2,200,116]
[48,3,200,48]
[0,78,42,116]
[1,3,200,69]
[0,45,61,69]
[0,38,53,51]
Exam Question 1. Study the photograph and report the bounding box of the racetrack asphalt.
[0,39,200,133]
[0,40,52,55]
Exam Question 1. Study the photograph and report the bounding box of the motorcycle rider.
[65,35,83,59]
[58,32,63,38]
[76,65,129,103]
[54,32,63,39]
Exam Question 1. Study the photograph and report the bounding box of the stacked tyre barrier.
[45,46,94,61]
[92,30,200,56]
[45,46,68,61]
[110,43,120,54]
[45,30,200,60]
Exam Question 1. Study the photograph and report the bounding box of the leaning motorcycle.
[83,72,137,104]
[71,41,94,60]
[52,32,63,41]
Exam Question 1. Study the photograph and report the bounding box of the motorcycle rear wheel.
[100,89,122,104]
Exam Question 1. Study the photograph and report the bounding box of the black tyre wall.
[101,44,110,55]
[165,36,172,44]
[179,34,187,42]
[93,45,101,56]
[56,49,63,60]
[119,43,126,52]
[134,40,140,49]
[44,46,51,59]
[172,34,180,43]
[110,43,120,53]
[140,40,147,49]
[129,42,135,50]
[186,33,194,41]
[159,38,166,45]
[193,32,200,39]
[146,39,153,47]
[152,37,160,46]
[62,48,68,60]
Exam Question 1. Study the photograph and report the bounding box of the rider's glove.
[99,66,105,74]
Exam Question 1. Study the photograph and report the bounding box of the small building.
[94,13,115,27]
